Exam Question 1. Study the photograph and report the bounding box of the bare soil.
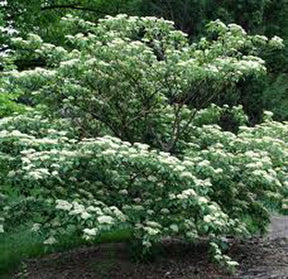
[12,216,288,279]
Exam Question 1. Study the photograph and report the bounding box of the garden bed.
[12,216,288,279]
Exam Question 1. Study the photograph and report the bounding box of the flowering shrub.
[0,108,288,269]
[0,15,287,270]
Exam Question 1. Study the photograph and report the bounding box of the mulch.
[12,216,288,279]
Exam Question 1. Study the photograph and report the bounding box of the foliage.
[262,74,288,121]
[0,52,27,118]
[5,0,288,39]
[0,0,140,45]
[0,7,28,118]
[139,0,288,38]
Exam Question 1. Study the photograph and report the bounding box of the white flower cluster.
[0,224,4,234]
[269,36,284,48]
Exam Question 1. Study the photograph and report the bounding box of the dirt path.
[268,215,288,240]
[232,215,288,278]
[12,216,288,279]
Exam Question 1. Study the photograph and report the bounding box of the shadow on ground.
[11,216,288,279]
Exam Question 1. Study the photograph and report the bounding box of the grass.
[95,228,132,244]
[0,228,45,278]
[0,226,132,279]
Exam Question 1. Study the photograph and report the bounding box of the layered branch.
[41,4,106,14]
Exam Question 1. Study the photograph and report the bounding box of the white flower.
[97,215,114,225]
[122,141,132,147]
[263,111,274,117]
[31,223,41,232]
[195,179,212,187]
[134,198,141,203]
[180,172,195,179]
[7,170,16,177]
[174,166,186,172]
[86,206,96,212]
[133,205,144,211]
[263,174,275,183]
[228,23,246,35]
[169,194,176,200]
[119,189,128,195]
[214,168,223,174]
[44,236,57,245]
[51,220,61,227]
[252,170,266,176]
[143,240,152,248]
[60,58,79,67]
[102,149,117,156]
[198,197,208,204]
[81,212,92,220]
[203,215,213,223]
[143,16,158,21]
[69,204,85,215]
[56,200,72,211]
[88,206,103,215]
[51,170,59,176]
[186,231,196,239]
[20,148,36,155]
[134,142,149,150]
[170,224,179,233]
[83,228,98,236]
[146,221,161,228]
[198,160,210,167]
[147,210,154,215]
[147,175,157,182]
[227,261,239,267]
[177,189,196,199]
[28,171,43,180]
[144,227,160,235]
[269,36,284,48]
[10,130,24,137]
[182,160,194,167]
[22,157,31,164]
[160,208,170,214]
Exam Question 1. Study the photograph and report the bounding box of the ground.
[11,216,288,279]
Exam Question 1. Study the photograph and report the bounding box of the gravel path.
[12,216,288,279]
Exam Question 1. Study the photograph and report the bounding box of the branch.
[88,110,123,139]
[164,79,211,153]
[15,58,46,71]
[41,4,106,14]
[0,46,9,52]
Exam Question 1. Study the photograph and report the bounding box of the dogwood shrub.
[0,108,288,269]
[0,15,287,269]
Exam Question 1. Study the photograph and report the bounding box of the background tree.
[2,0,288,122]
[139,0,288,122]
